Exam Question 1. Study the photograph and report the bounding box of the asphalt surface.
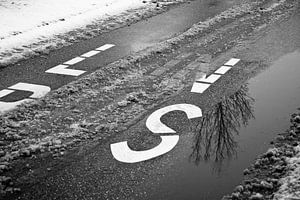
[1,0,300,200]
[0,0,238,105]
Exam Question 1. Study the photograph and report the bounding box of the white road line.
[80,50,101,58]
[191,82,211,93]
[8,83,51,99]
[196,74,221,83]
[111,135,179,163]
[0,83,51,113]
[96,44,115,51]
[224,58,240,66]
[45,64,86,76]
[0,99,33,113]
[0,89,14,98]
[146,104,202,133]
[64,57,85,65]
[214,66,232,74]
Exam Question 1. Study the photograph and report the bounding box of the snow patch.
[273,145,300,199]
[0,0,151,66]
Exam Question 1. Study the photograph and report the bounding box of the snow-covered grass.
[0,0,172,67]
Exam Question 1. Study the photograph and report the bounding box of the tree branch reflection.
[190,84,254,170]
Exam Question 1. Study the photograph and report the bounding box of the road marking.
[111,135,179,163]
[45,44,115,76]
[146,104,202,133]
[224,58,240,66]
[214,66,232,75]
[45,64,86,76]
[80,50,101,58]
[64,57,85,65]
[111,104,202,163]
[111,58,240,163]
[0,43,116,114]
[96,44,115,51]
[0,99,33,113]
[196,74,221,83]
[0,83,51,113]
[8,83,51,98]
[0,89,14,98]
[191,58,240,94]
[191,82,211,93]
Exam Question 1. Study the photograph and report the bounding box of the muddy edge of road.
[0,0,299,198]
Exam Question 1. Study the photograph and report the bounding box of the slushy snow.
[0,0,154,66]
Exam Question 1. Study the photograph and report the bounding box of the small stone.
[249,193,263,200]
[293,115,300,123]
[265,148,278,157]
[28,144,40,153]
[0,165,8,171]
[117,100,128,107]
[8,121,21,128]
[0,151,5,157]
[260,180,273,189]
[20,149,31,157]
[234,185,244,192]
[231,192,240,198]
[72,109,81,113]
[53,139,62,145]
[0,176,12,184]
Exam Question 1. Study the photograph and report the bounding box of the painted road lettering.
[191,58,240,94]
[45,64,86,76]
[8,83,51,98]
[145,104,202,133]
[0,83,51,113]
[111,135,179,163]
[224,58,240,66]
[0,43,115,114]
[45,44,115,76]
[111,58,240,163]
[111,104,202,163]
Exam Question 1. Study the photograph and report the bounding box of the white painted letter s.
[110,104,202,163]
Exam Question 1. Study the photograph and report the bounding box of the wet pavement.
[2,1,300,199]
[149,50,300,200]
[0,0,239,106]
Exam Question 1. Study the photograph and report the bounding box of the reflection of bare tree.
[190,84,254,169]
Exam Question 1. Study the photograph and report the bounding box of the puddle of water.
[150,51,300,200]
[125,0,239,51]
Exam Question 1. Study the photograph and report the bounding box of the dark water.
[150,51,300,200]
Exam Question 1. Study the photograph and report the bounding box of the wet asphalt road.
[2,1,300,200]
[0,0,238,103]
[7,3,300,200]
